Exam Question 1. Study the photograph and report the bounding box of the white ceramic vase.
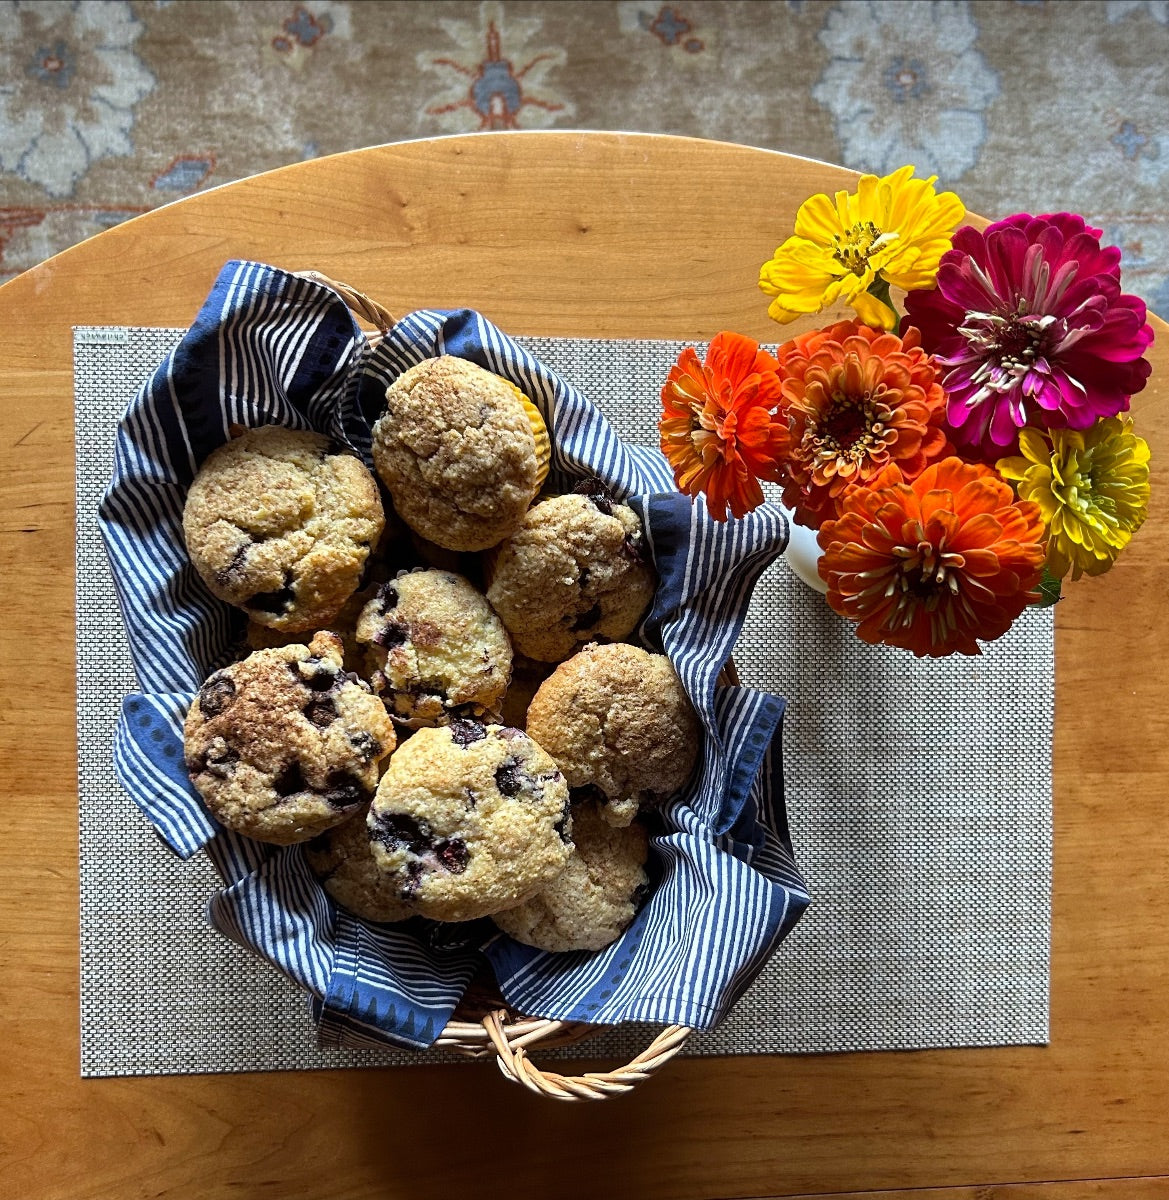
[780,508,828,594]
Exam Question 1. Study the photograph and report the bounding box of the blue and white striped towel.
[99,260,810,1050]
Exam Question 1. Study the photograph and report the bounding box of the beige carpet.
[2,0,1166,308]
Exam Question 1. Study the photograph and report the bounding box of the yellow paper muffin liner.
[504,381,551,490]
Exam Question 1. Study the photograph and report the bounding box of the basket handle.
[480,1010,692,1101]
[296,270,397,336]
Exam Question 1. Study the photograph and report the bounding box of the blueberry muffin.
[525,642,700,827]
[493,801,650,952]
[304,807,415,924]
[355,569,512,726]
[485,483,657,662]
[366,721,572,923]
[371,356,549,552]
[183,425,384,632]
[183,631,396,845]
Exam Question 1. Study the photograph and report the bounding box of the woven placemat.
[75,326,1052,1077]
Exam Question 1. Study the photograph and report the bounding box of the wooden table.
[2,133,1166,1200]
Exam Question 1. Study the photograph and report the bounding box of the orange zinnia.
[774,319,952,529]
[817,457,1046,657]
[659,331,788,521]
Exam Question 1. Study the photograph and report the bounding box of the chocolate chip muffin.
[304,806,415,924]
[485,483,657,662]
[183,425,384,632]
[184,631,396,845]
[355,569,512,727]
[525,642,700,827]
[492,801,650,952]
[371,356,549,552]
[366,721,572,923]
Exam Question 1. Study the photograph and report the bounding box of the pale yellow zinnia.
[759,165,965,331]
[996,418,1151,581]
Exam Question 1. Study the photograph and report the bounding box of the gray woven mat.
[75,327,1052,1078]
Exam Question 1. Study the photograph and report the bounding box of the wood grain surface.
[1,132,1166,1200]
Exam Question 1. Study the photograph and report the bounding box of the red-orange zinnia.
[774,319,953,529]
[816,457,1046,657]
[659,331,788,521]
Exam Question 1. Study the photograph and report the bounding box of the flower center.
[688,395,738,457]
[883,55,930,103]
[805,371,891,469]
[820,392,881,458]
[1052,447,1118,526]
[885,537,966,630]
[957,309,1057,394]
[832,221,894,277]
[29,40,74,89]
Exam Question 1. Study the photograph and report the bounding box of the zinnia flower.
[773,319,953,528]
[903,213,1154,462]
[817,457,1046,657]
[997,417,1151,580]
[759,165,965,331]
[659,331,788,520]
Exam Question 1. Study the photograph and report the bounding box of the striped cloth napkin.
[98,260,810,1050]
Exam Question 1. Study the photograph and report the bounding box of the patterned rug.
[1,0,1167,310]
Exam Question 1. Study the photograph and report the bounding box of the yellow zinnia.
[996,417,1151,581]
[759,165,965,331]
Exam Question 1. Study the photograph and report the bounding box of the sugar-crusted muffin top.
[525,642,700,827]
[367,721,571,923]
[183,425,384,632]
[372,356,542,552]
[493,801,650,952]
[355,568,513,726]
[485,488,657,662]
[183,631,396,845]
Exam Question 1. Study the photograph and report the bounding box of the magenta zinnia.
[903,213,1154,462]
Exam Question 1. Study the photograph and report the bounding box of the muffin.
[366,721,572,923]
[485,484,657,662]
[355,569,512,726]
[371,355,548,552]
[305,806,415,924]
[525,642,700,827]
[493,801,650,952]
[183,425,384,632]
[183,631,396,845]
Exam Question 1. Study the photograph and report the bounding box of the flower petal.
[819,456,1045,656]
[850,288,899,331]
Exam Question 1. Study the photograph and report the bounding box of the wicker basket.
[299,271,699,1100]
